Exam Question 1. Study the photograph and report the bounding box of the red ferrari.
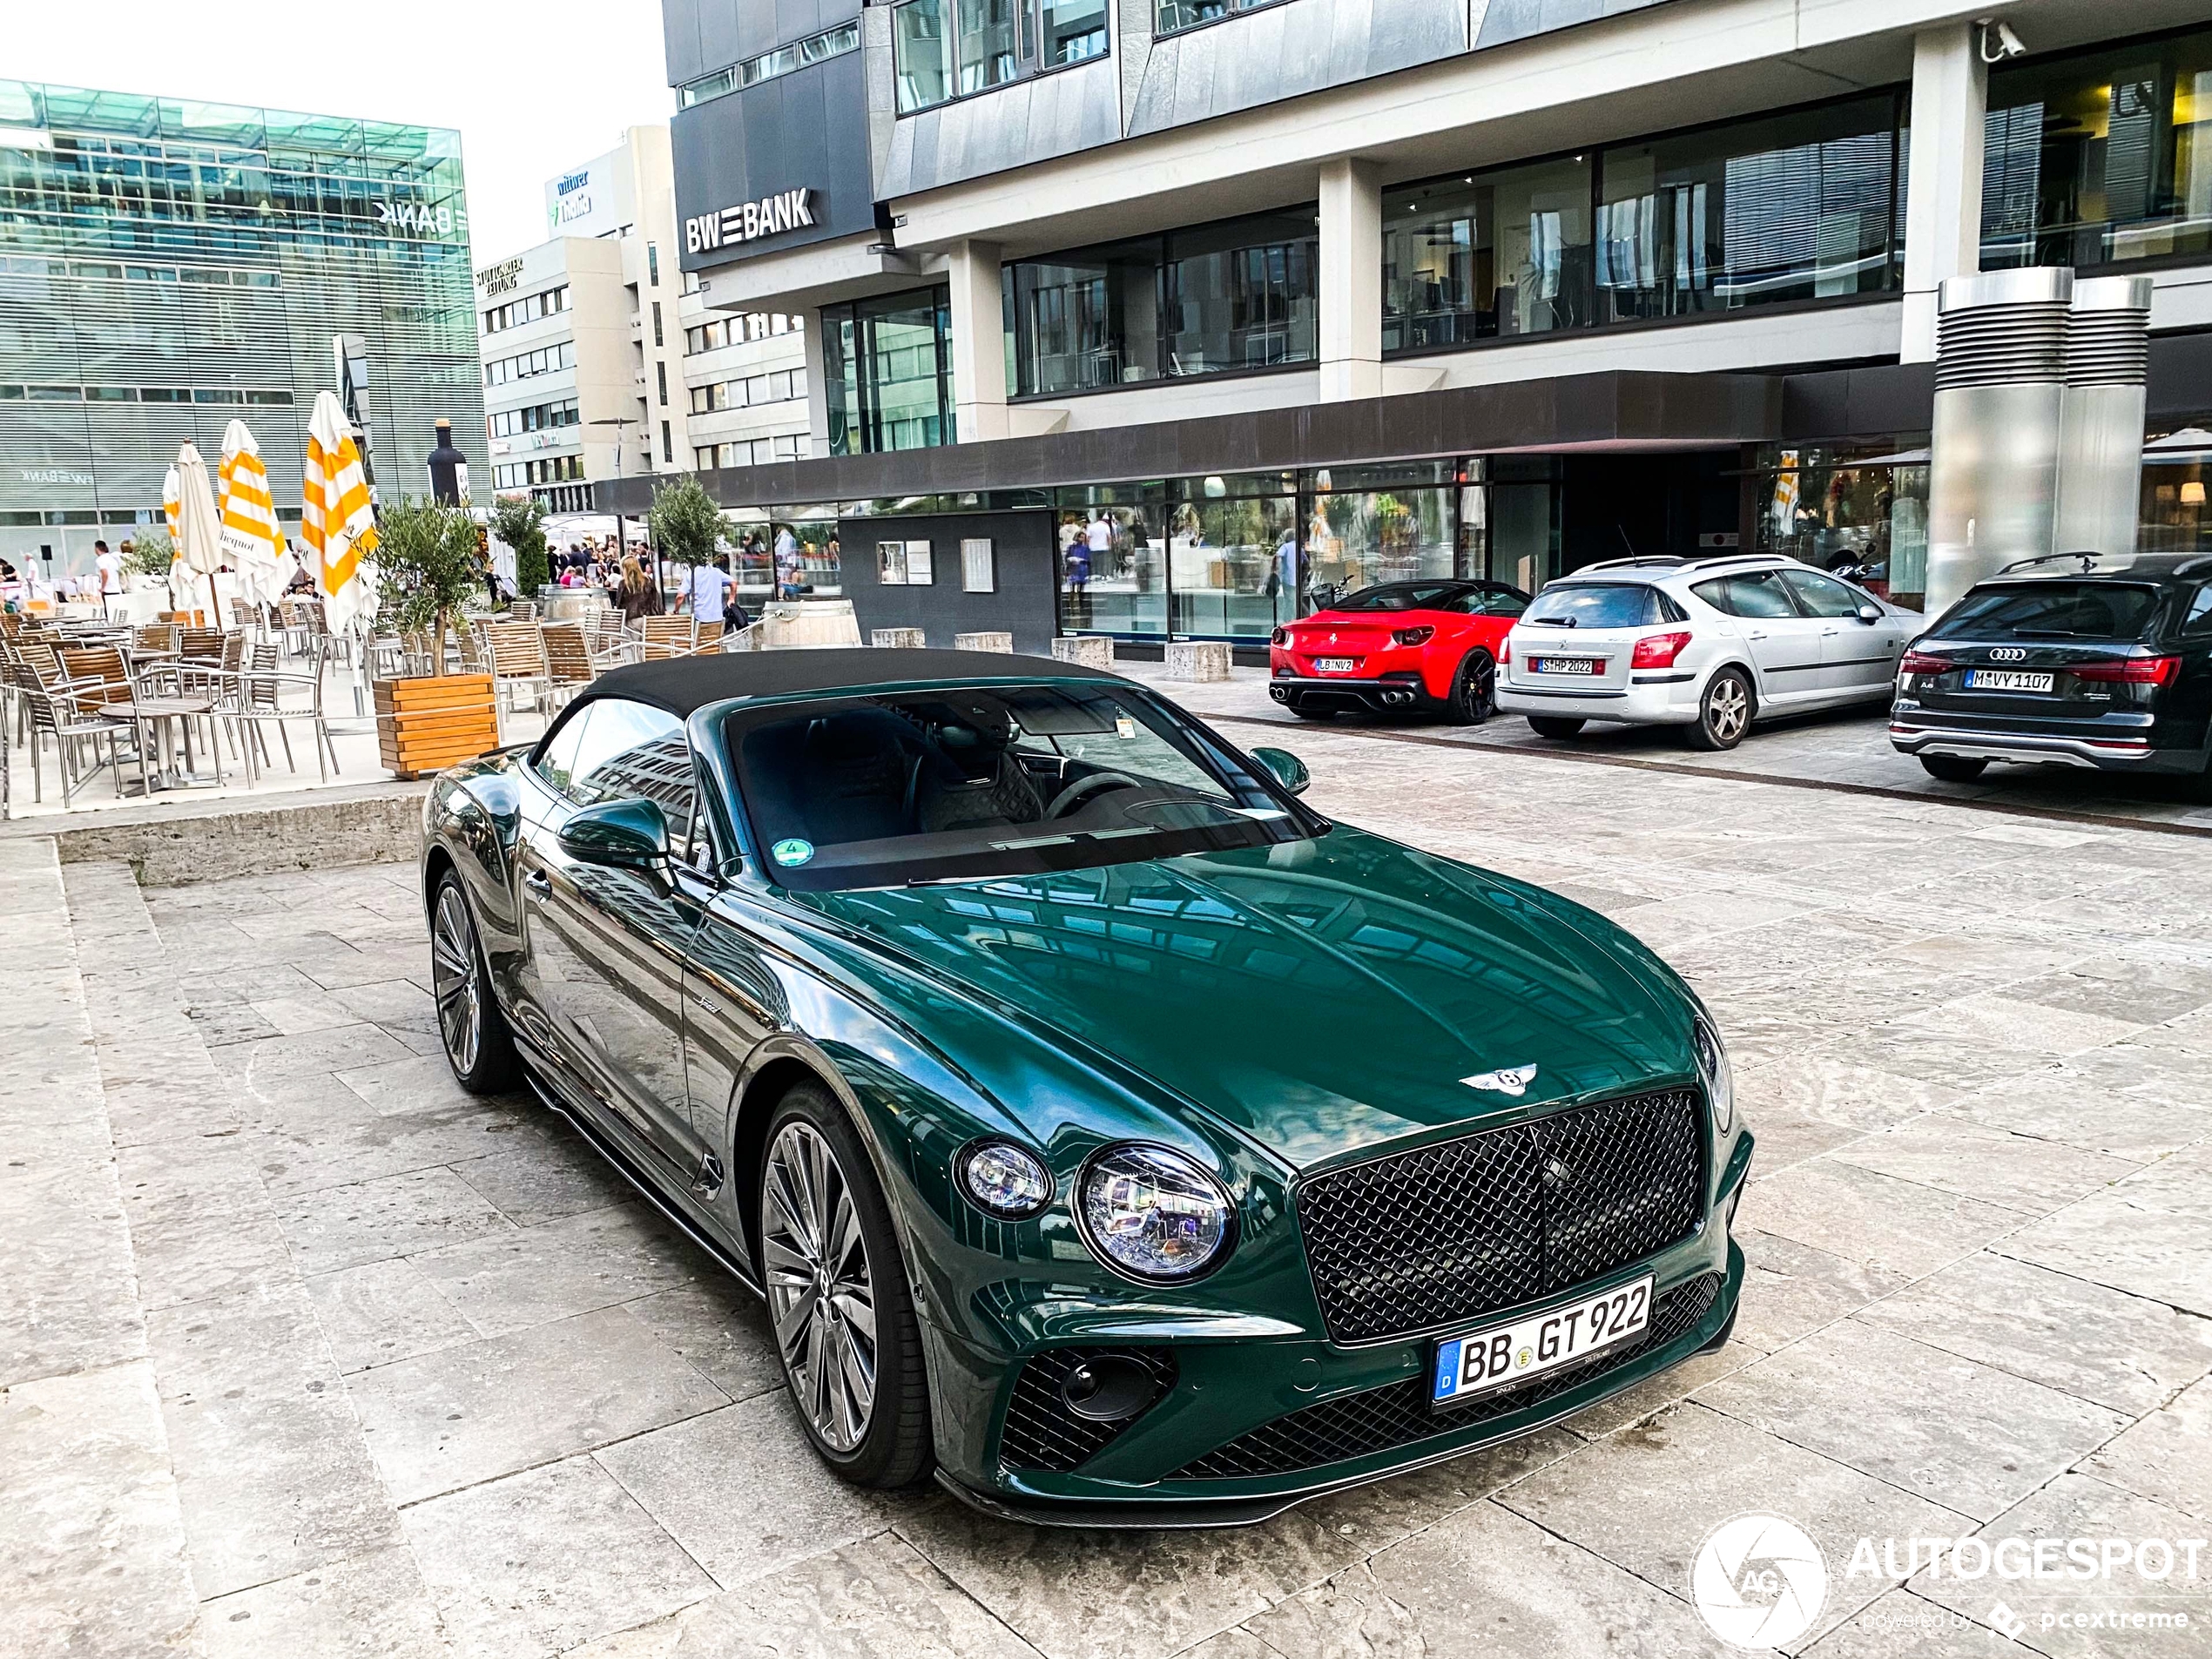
[1269,578,1530,723]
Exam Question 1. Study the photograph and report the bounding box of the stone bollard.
[1165,641,1232,682]
[954,631,1015,654]
[872,628,927,649]
[1049,635,1116,669]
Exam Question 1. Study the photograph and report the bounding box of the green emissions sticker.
[772,839,815,867]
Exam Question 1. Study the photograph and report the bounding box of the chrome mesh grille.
[1171,1274,1720,1481]
[1295,1089,1704,1345]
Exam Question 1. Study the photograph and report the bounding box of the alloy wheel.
[762,1121,879,1453]
[430,885,482,1077]
[1705,676,1750,745]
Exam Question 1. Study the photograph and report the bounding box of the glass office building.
[0,80,486,580]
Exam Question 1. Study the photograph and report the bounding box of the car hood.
[795,826,1695,1173]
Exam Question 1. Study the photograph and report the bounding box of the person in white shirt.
[94,539,125,613]
[1086,514,1113,558]
[688,556,735,622]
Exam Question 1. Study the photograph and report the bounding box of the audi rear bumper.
[1888,720,2200,773]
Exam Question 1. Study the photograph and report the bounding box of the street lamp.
[588,416,642,564]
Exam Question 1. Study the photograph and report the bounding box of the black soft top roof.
[568,647,1128,720]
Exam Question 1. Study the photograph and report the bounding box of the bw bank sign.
[685,189,817,254]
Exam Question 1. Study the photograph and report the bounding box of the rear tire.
[1919,753,1990,782]
[1443,651,1496,726]
[1526,715,1586,740]
[430,872,519,1096]
[1684,669,1753,752]
[758,1082,934,1490]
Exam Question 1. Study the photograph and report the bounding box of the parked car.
[1891,551,2212,782]
[421,649,1750,1527]
[1268,578,1529,722]
[1497,555,1915,750]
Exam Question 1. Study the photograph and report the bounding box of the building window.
[958,0,1020,95]
[822,287,955,455]
[892,0,1105,114]
[678,21,860,108]
[1004,207,1319,396]
[1040,0,1108,64]
[1157,0,1281,36]
[647,242,659,286]
[657,361,668,405]
[661,421,673,462]
[1984,24,2212,269]
[1381,93,1903,354]
[651,301,664,347]
[894,0,956,113]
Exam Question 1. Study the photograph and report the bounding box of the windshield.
[725,682,1314,891]
[1522,583,1663,629]
[1332,582,1473,614]
[1925,582,2163,643]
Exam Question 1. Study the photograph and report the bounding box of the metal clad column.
[2054,275,2155,559]
[1926,267,2073,616]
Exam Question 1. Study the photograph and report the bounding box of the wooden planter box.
[374,673,498,780]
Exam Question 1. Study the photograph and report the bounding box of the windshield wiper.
[1529,616,1577,628]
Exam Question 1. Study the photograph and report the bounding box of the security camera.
[1979,18,2027,63]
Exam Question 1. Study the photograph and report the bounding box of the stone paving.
[4,725,2212,1658]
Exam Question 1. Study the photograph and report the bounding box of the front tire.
[1527,715,1586,739]
[1685,669,1753,752]
[1919,753,1989,782]
[1443,651,1496,725]
[758,1082,933,1489]
[430,872,519,1095]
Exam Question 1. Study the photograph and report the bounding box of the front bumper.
[931,1128,1753,1528]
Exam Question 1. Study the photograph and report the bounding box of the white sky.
[6,0,676,264]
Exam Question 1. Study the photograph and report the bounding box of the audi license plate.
[1532,657,1604,676]
[1965,669,2054,693]
[1314,658,1358,672]
[1431,1275,1654,1409]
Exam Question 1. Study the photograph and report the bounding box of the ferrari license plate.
[1314,658,1358,672]
[1965,669,2054,693]
[1532,657,1603,676]
[1431,1275,1654,1408]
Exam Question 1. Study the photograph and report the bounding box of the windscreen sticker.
[771,839,815,867]
[1116,715,1137,738]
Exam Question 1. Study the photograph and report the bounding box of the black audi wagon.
[1891,552,2212,782]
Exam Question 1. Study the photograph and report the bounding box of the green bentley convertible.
[420,648,1751,1526]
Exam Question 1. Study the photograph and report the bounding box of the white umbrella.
[302,391,379,635]
[218,419,293,609]
[169,442,223,620]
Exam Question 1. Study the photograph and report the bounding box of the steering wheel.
[1044,772,1142,819]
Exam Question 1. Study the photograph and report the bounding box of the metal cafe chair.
[219,639,341,785]
[16,647,141,805]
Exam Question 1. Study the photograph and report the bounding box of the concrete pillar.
[801,307,833,458]
[1901,25,1987,364]
[1318,158,1384,403]
[945,239,1008,442]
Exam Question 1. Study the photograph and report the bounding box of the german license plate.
[1432,1275,1654,1408]
[1314,658,1358,672]
[1532,657,1603,676]
[1965,669,2054,692]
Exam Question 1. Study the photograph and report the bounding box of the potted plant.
[372,498,499,779]
[648,474,728,589]
[488,493,550,603]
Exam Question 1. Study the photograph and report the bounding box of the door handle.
[690,989,724,1016]
[1746,630,1769,641]
[523,869,552,899]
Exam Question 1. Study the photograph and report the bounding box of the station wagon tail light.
[958,1141,1053,1219]
[1499,636,1510,664]
[1077,1144,1233,1282]
[2072,655,2182,686]
[1630,631,1693,669]
[1898,650,1955,677]
[1391,625,1435,647]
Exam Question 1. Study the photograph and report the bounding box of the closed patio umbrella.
[302,391,379,636]
[218,419,293,610]
[170,442,223,621]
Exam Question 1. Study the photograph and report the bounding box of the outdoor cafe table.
[108,695,220,792]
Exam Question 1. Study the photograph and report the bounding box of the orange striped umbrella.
[218,419,293,607]
[302,391,379,633]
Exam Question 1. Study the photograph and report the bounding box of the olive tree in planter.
[648,475,728,586]
[488,493,550,602]
[373,498,500,778]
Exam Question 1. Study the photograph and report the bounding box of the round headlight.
[1076,1144,1235,1283]
[958,1140,1052,1219]
[1692,1015,1734,1133]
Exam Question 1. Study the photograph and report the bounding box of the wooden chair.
[484,622,552,715]
[16,647,139,804]
[540,623,596,710]
[133,623,181,655]
[178,627,226,663]
[639,617,697,660]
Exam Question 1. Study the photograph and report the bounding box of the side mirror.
[1251,745,1311,797]
[558,798,671,867]
[1857,604,1882,624]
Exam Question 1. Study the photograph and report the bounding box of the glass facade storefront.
[821,287,955,455]
[0,79,485,578]
[1003,207,1319,396]
[1381,94,1905,354]
[1748,440,1932,609]
[1984,24,2212,270]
